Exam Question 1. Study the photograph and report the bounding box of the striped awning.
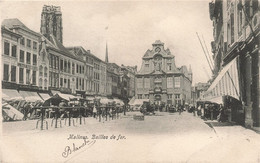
[205,56,240,102]
[2,89,23,101]
[39,93,51,101]
[19,91,43,102]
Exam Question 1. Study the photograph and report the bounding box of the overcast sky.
[1,0,214,85]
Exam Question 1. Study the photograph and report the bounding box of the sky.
[1,0,214,85]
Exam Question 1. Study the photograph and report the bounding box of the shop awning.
[2,89,23,101]
[19,91,43,102]
[51,90,60,96]
[206,96,223,104]
[205,56,240,101]
[128,96,135,105]
[131,99,149,105]
[86,96,95,101]
[99,97,114,104]
[39,93,51,101]
[113,98,124,106]
[56,93,75,101]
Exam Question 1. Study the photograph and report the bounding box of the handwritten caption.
[62,134,126,158]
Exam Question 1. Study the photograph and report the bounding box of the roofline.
[10,26,41,38]
[1,26,23,38]
[47,46,84,62]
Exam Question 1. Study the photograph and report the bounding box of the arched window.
[44,67,47,77]
[39,65,43,76]
[39,78,43,87]
[44,79,47,88]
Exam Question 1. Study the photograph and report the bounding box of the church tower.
[41,5,63,43]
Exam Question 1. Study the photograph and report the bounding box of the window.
[82,66,84,74]
[79,65,82,74]
[77,64,79,73]
[68,79,70,89]
[32,71,36,85]
[4,41,10,55]
[167,94,172,99]
[167,77,173,88]
[26,52,31,64]
[230,13,234,44]
[33,54,37,65]
[60,78,63,87]
[44,67,47,77]
[167,63,172,70]
[137,78,143,88]
[11,66,16,82]
[144,78,150,88]
[76,78,78,89]
[26,69,30,84]
[68,62,71,73]
[175,94,180,99]
[56,56,59,69]
[137,94,142,99]
[237,1,243,36]
[20,37,25,45]
[82,79,84,90]
[64,78,67,87]
[39,66,43,76]
[144,94,149,99]
[72,63,75,74]
[33,41,37,50]
[20,50,24,63]
[3,64,9,81]
[49,55,53,68]
[60,59,63,71]
[11,45,17,57]
[27,39,31,48]
[39,79,42,87]
[53,56,56,68]
[64,61,67,72]
[174,77,180,88]
[19,68,24,84]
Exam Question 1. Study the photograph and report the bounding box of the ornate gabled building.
[136,40,192,107]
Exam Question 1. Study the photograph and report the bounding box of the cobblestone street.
[2,112,260,162]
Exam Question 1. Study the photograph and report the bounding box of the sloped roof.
[48,35,83,61]
[66,46,103,62]
[2,18,41,36]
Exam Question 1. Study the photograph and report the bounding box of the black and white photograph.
[1,0,260,162]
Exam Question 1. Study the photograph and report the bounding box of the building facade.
[135,40,192,106]
[208,0,259,127]
[2,19,42,91]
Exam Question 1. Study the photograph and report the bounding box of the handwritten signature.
[62,139,96,158]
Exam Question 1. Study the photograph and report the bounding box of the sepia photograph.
[1,0,260,162]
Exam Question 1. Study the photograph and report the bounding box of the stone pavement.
[2,111,260,163]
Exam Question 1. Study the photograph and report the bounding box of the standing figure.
[93,104,97,118]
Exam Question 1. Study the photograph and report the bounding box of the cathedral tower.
[41,5,63,43]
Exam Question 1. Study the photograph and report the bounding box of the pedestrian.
[59,100,67,119]
[178,105,182,115]
[93,104,97,118]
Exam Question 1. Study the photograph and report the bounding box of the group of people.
[192,104,228,122]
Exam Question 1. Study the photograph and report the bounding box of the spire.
[105,41,109,63]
